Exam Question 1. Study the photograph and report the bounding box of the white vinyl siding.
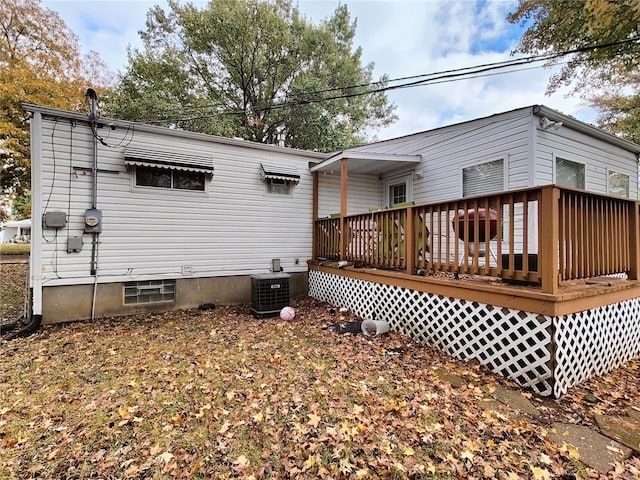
[35,115,323,287]
[536,125,638,198]
[317,173,381,217]
[348,108,531,204]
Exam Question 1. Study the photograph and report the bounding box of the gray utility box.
[250,273,290,319]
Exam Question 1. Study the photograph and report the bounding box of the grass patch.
[0,243,30,255]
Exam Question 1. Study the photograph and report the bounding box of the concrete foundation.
[41,272,308,324]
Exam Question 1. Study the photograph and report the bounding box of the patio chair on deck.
[374,203,430,265]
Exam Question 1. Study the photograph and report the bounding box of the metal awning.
[309,151,422,175]
[124,147,214,173]
[261,163,300,183]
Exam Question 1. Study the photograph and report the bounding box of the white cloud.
[43,0,597,140]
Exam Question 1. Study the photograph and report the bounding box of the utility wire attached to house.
[140,37,640,125]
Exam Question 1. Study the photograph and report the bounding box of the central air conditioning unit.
[250,273,291,318]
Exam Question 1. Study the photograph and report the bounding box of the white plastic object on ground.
[361,319,390,337]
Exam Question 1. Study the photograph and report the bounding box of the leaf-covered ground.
[0,258,29,321]
[1,263,639,479]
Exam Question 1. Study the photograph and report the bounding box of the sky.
[42,0,596,141]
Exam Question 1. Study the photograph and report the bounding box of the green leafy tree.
[11,190,31,220]
[507,0,640,141]
[106,0,396,151]
[0,0,110,221]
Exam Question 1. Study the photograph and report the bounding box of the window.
[124,147,214,192]
[389,182,407,206]
[261,163,300,195]
[266,178,292,195]
[463,159,504,197]
[124,279,176,304]
[135,166,206,191]
[608,170,629,198]
[556,158,585,189]
[384,172,413,207]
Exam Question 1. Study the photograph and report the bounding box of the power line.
[140,37,640,125]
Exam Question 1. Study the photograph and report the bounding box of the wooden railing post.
[628,201,640,280]
[339,159,348,261]
[540,185,560,294]
[405,206,415,275]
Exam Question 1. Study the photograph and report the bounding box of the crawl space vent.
[251,273,291,318]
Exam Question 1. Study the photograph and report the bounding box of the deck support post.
[339,159,348,261]
[405,206,415,275]
[312,172,319,261]
[540,185,560,294]
[628,202,640,280]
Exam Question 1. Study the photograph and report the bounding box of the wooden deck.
[313,184,640,311]
[309,261,640,317]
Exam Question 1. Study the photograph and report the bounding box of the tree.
[0,0,110,221]
[11,190,31,220]
[106,0,396,151]
[507,0,640,141]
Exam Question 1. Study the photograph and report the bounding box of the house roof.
[21,104,330,162]
[24,104,640,176]
[3,218,31,228]
[341,105,640,156]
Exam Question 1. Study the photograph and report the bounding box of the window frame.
[461,157,506,198]
[607,168,630,198]
[554,157,585,190]
[383,172,413,207]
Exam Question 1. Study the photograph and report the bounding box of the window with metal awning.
[260,163,300,195]
[124,147,214,174]
[124,147,214,191]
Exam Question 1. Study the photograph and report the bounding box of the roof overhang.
[21,103,329,161]
[310,151,422,175]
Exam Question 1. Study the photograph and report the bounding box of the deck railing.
[313,185,640,293]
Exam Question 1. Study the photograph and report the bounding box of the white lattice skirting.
[309,271,640,397]
[553,300,640,397]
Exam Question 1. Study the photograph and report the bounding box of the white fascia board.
[310,151,422,173]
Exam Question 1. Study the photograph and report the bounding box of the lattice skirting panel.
[309,271,555,396]
[310,271,640,397]
[554,298,640,397]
